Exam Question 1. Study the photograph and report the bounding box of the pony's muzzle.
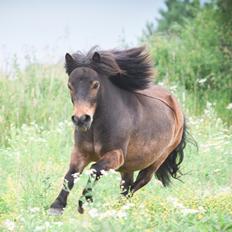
[71,114,92,131]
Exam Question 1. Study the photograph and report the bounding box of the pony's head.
[65,46,153,131]
[65,52,101,131]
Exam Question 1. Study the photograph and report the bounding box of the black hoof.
[48,199,65,216]
[121,190,133,198]
[48,207,64,216]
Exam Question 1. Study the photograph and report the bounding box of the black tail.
[155,119,193,186]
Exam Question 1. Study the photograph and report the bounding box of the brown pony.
[49,46,187,215]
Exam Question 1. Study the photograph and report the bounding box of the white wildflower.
[88,208,99,218]
[226,103,232,110]
[44,221,51,228]
[198,78,207,84]
[100,170,108,176]
[181,208,201,215]
[72,172,80,178]
[122,203,134,210]
[155,179,163,186]
[157,81,165,86]
[72,172,80,184]
[117,210,127,218]
[167,197,205,215]
[85,169,96,175]
[109,169,117,174]
[169,85,177,92]
[218,187,231,194]
[121,180,125,184]
[3,219,15,231]
[34,225,45,232]
[34,222,51,232]
[53,221,63,227]
[29,207,40,213]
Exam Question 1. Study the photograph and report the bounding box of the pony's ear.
[92,52,101,63]
[65,53,77,75]
[65,53,74,63]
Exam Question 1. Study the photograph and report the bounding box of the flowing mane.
[65,46,154,91]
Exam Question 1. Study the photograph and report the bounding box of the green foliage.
[144,1,232,122]
[157,0,200,32]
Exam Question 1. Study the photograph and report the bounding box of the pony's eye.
[92,81,100,89]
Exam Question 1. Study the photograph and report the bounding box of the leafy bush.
[143,1,232,123]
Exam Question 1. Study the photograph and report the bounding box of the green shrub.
[144,3,232,123]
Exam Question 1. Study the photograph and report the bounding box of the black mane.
[65,46,154,91]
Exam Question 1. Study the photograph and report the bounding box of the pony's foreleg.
[120,172,134,197]
[78,149,124,213]
[130,164,155,195]
[49,146,89,215]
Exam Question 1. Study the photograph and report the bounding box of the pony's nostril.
[80,114,91,123]
[84,115,91,122]
[71,115,79,124]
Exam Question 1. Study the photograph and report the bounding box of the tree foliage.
[157,0,200,32]
[142,0,201,38]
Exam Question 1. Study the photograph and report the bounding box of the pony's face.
[68,67,100,131]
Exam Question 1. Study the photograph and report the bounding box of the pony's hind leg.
[120,172,134,196]
[131,164,156,195]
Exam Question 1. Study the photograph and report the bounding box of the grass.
[0,66,232,231]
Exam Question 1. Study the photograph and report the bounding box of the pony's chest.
[78,140,102,160]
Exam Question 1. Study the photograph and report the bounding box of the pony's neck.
[93,75,138,122]
[94,76,118,117]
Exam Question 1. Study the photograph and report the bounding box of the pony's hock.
[49,46,188,215]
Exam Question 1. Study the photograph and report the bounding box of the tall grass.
[0,64,71,146]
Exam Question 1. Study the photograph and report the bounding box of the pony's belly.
[121,155,155,171]
[121,142,161,171]
[120,128,173,171]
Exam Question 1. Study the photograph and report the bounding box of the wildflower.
[122,203,134,210]
[198,78,207,84]
[3,219,15,231]
[72,172,80,184]
[53,222,63,227]
[29,207,40,213]
[100,170,108,176]
[85,169,96,175]
[88,208,99,218]
[117,210,127,218]
[167,197,205,215]
[109,169,117,174]
[72,172,80,178]
[155,179,163,186]
[181,208,200,215]
[226,103,232,110]
[34,225,45,232]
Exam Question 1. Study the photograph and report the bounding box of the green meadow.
[1,1,232,231]
[0,64,231,231]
